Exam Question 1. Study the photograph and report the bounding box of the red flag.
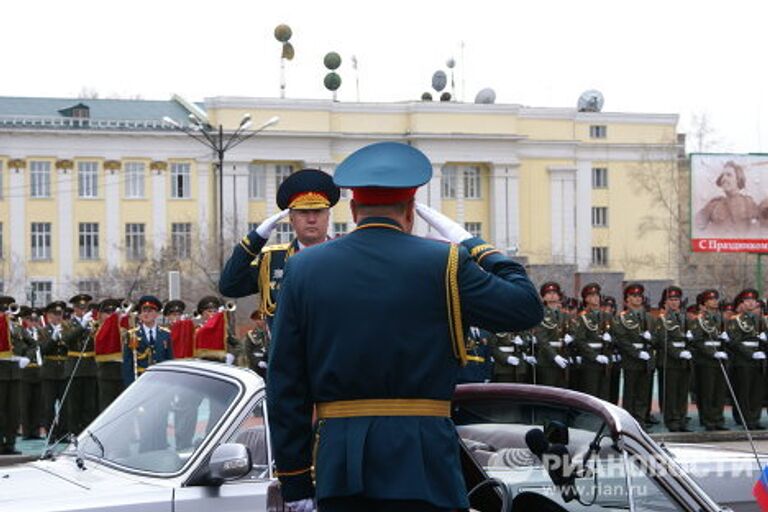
[194,311,227,359]
[754,466,768,511]
[171,319,196,359]
[95,312,122,362]
[0,313,11,357]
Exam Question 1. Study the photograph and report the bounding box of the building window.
[78,222,99,260]
[248,163,266,199]
[591,207,609,227]
[592,167,608,189]
[124,162,145,198]
[592,246,609,267]
[274,164,294,192]
[125,223,146,260]
[464,222,482,238]
[78,279,100,296]
[31,222,52,260]
[30,161,51,198]
[441,166,458,199]
[333,222,348,237]
[78,161,99,198]
[30,281,52,307]
[275,223,294,244]
[170,162,191,199]
[589,125,607,139]
[171,222,192,259]
[463,166,482,199]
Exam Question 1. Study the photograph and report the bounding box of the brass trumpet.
[224,301,237,312]
[121,300,134,315]
[8,303,20,315]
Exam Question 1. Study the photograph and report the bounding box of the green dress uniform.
[532,307,571,388]
[244,326,270,378]
[0,321,29,454]
[726,312,766,429]
[690,310,728,430]
[572,308,612,400]
[65,319,98,434]
[491,332,524,383]
[19,327,43,439]
[614,308,656,425]
[653,311,692,431]
[39,322,71,437]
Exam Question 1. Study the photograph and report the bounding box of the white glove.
[575,356,583,364]
[257,361,268,369]
[685,330,693,340]
[255,209,290,239]
[512,335,524,346]
[52,324,63,340]
[612,354,622,363]
[506,356,520,366]
[602,332,612,342]
[530,335,538,345]
[714,351,728,360]
[753,351,767,360]
[719,332,730,342]
[759,332,767,342]
[80,310,93,328]
[225,353,235,366]
[595,355,609,365]
[18,356,31,369]
[553,355,568,369]
[642,331,652,341]
[678,350,692,360]
[638,351,651,361]
[415,202,472,243]
[524,355,537,365]
[563,334,574,345]
[285,498,315,512]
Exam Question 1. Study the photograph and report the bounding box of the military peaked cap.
[539,281,562,298]
[137,295,162,311]
[581,283,601,300]
[197,296,222,312]
[276,169,340,211]
[163,300,186,316]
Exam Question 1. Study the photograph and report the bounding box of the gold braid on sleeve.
[445,243,468,366]
[258,251,276,317]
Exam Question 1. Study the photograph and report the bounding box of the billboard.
[691,153,768,252]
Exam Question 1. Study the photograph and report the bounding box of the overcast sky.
[2,0,766,153]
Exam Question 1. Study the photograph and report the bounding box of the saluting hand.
[255,209,290,239]
[415,203,472,243]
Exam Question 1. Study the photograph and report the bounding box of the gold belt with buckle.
[316,398,451,419]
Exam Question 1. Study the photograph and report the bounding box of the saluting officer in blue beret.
[267,142,544,512]
[218,169,340,324]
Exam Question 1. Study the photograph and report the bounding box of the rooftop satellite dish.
[421,92,433,101]
[432,70,447,92]
[474,88,496,104]
[577,89,604,112]
[440,92,452,102]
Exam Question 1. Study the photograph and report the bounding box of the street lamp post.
[163,114,279,270]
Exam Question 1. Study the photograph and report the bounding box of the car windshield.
[66,370,239,474]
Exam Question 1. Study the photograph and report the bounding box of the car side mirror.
[208,443,251,485]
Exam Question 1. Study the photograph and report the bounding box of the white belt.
[742,341,759,348]
[549,342,563,348]
[498,347,515,353]
[632,343,644,349]
[671,342,686,348]
[704,341,721,347]
[587,343,602,349]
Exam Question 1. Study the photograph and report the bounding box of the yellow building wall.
[518,119,575,141]
[576,122,676,145]
[409,113,518,135]
[212,108,331,133]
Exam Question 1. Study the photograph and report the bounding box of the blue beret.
[333,142,432,188]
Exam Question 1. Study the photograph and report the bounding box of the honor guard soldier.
[219,169,341,324]
[18,306,43,439]
[572,283,612,400]
[193,296,242,363]
[123,296,173,386]
[654,286,693,432]
[243,310,270,378]
[601,296,622,404]
[93,299,125,410]
[690,289,729,430]
[40,302,71,438]
[267,142,543,511]
[457,327,494,384]
[490,331,523,382]
[164,300,195,360]
[727,289,766,429]
[66,293,98,434]
[614,283,656,427]
[0,296,28,454]
[532,282,571,388]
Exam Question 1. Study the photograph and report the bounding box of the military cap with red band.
[539,281,562,297]
[623,283,645,298]
[137,295,162,311]
[581,282,601,299]
[276,169,340,211]
[699,289,719,303]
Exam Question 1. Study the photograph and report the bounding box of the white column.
[455,165,465,226]
[228,162,250,240]
[490,164,520,254]
[151,167,167,256]
[265,165,277,217]
[197,160,210,252]
[8,165,25,297]
[104,168,121,268]
[548,166,577,264]
[414,164,444,237]
[576,160,593,271]
[57,167,74,295]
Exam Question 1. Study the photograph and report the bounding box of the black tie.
[149,329,155,347]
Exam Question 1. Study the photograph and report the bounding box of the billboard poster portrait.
[691,153,768,252]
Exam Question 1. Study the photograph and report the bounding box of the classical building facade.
[0,95,680,303]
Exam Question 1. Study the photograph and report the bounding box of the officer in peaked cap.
[532,282,571,388]
[572,283,612,399]
[40,301,71,437]
[219,168,341,324]
[123,295,172,388]
[65,294,100,433]
[266,141,543,511]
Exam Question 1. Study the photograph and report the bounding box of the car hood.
[0,458,172,512]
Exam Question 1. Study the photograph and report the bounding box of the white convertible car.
[0,360,761,511]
